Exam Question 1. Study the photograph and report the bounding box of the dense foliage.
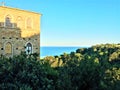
[0,53,58,90]
[44,44,120,90]
[0,44,120,90]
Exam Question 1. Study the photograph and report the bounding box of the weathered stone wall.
[0,6,41,57]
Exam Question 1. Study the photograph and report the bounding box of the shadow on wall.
[0,22,40,57]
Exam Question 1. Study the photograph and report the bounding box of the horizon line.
[40,45,91,47]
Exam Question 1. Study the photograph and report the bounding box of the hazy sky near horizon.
[1,0,120,46]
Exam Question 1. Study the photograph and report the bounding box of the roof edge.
[0,6,42,15]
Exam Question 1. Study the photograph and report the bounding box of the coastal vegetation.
[0,44,120,90]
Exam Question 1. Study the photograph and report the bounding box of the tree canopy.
[0,44,120,90]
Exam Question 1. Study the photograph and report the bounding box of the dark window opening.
[25,43,32,54]
[23,38,25,40]
[2,37,5,39]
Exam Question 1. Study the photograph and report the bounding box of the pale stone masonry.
[0,6,41,57]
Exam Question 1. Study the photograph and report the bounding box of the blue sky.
[1,0,120,46]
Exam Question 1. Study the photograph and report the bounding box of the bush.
[0,52,58,90]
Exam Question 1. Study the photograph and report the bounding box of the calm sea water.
[40,46,84,58]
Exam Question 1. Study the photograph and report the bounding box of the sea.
[40,46,86,58]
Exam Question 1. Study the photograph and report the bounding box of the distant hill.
[43,43,120,67]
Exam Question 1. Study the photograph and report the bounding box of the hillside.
[43,44,120,90]
[0,44,120,90]
[44,43,120,67]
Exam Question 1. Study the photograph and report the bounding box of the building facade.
[0,6,41,57]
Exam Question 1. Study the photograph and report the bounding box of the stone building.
[0,6,41,57]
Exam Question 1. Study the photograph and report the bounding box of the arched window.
[26,17,32,28]
[17,16,22,28]
[5,42,12,54]
[26,43,32,54]
[5,15,12,28]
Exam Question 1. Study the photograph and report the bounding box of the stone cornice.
[0,6,42,16]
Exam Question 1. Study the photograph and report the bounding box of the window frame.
[25,42,33,54]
